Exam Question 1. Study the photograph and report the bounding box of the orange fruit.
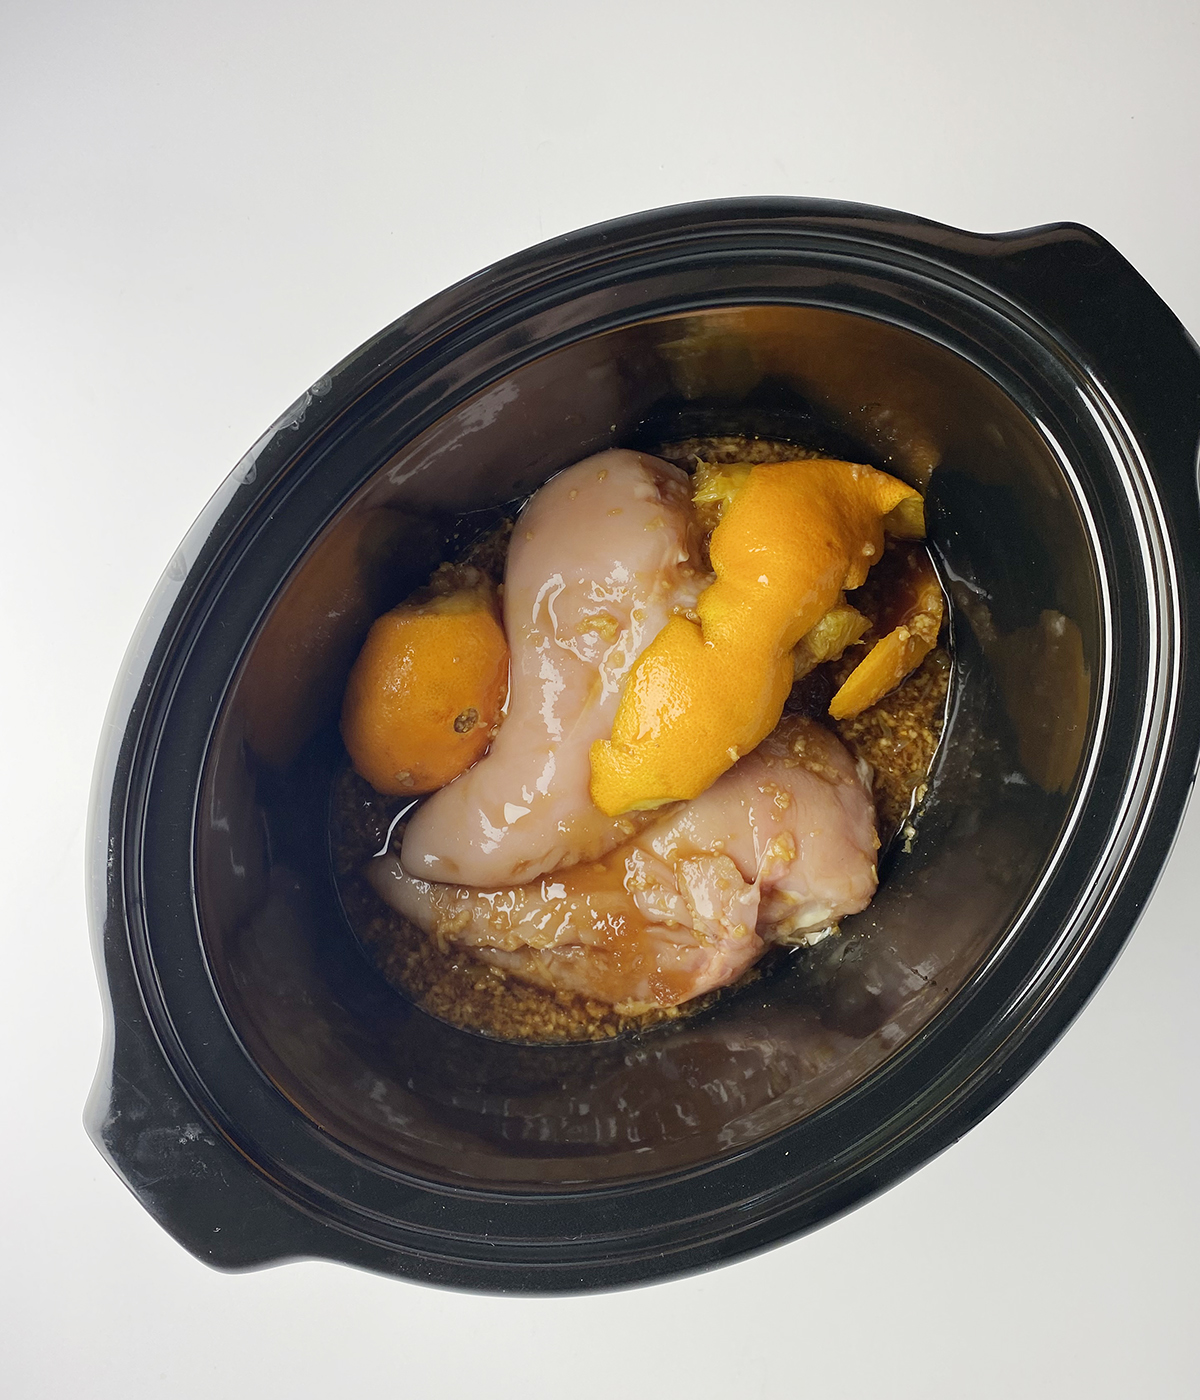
[589,459,922,815]
[341,585,509,796]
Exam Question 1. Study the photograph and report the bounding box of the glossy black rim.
[88,198,1200,1291]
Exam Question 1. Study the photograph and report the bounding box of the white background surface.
[3,2,1198,1395]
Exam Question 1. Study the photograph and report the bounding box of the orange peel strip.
[589,459,922,815]
[828,555,944,720]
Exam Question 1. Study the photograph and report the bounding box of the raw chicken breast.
[372,715,878,1014]
[401,450,704,887]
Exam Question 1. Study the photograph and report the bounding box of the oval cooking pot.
[86,198,1200,1292]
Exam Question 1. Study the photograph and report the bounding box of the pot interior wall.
[197,305,1098,1187]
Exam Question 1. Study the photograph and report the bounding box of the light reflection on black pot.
[87,200,1200,1291]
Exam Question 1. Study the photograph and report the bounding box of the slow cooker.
[86,198,1200,1291]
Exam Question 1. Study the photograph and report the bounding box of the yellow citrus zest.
[341,582,509,796]
[691,460,753,509]
[882,494,927,539]
[829,553,944,720]
[589,459,922,815]
[792,598,871,680]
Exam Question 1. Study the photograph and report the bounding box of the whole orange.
[341,587,509,795]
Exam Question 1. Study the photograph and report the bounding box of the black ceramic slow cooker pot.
[86,198,1200,1292]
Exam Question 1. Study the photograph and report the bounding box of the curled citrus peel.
[341,575,509,796]
[589,458,923,816]
[829,551,944,721]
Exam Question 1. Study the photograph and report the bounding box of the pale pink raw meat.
[400,449,704,888]
[372,715,878,1014]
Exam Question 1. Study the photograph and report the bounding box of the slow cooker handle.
[957,220,1200,794]
[951,219,1200,528]
[85,929,345,1272]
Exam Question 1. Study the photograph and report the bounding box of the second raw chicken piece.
[371,715,878,1014]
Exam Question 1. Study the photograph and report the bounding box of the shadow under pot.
[87,198,1200,1292]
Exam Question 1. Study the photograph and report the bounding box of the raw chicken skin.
[401,450,704,887]
[372,716,878,1013]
